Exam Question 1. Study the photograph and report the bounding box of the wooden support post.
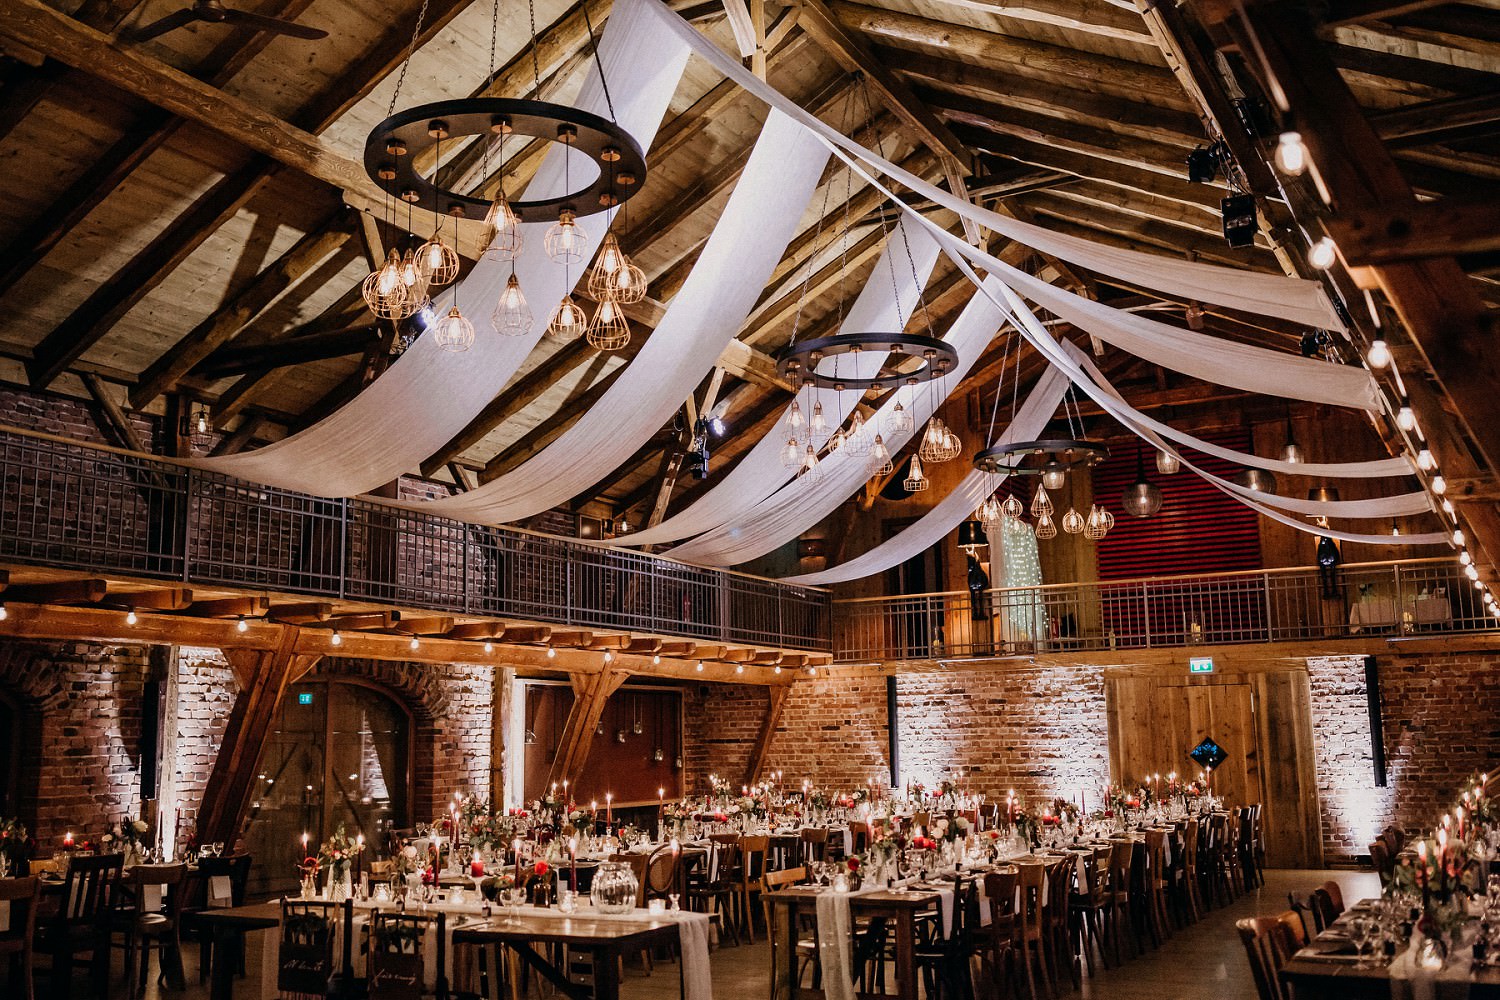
[546,664,627,790]
[195,628,318,846]
[744,685,791,787]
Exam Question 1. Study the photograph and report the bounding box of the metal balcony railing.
[832,558,1495,661]
[0,428,831,651]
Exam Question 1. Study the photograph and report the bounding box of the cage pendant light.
[826,427,847,454]
[586,295,631,350]
[798,444,822,484]
[887,398,915,436]
[1034,513,1057,539]
[491,272,532,336]
[1085,504,1109,540]
[869,434,894,476]
[1002,493,1024,520]
[786,400,806,434]
[417,232,461,286]
[978,494,1003,524]
[843,411,871,458]
[363,249,410,319]
[1062,507,1086,534]
[780,437,802,471]
[587,232,646,304]
[545,208,589,264]
[903,454,929,493]
[433,305,476,352]
[1030,484,1054,519]
[810,401,829,438]
[546,294,588,341]
[483,198,523,260]
[918,418,962,463]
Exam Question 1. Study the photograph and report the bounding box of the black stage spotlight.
[1187,144,1219,184]
[1221,193,1259,248]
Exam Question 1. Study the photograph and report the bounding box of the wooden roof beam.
[266,602,334,624]
[3,579,108,605]
[191,324,381,381]
[1319,0,1458,27]
[185,596,271,619]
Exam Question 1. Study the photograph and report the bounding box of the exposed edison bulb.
[780,437,802,471]
[1466,564,1480,581]
[868,434,893,476]
[1432,475,1448,494]
[1397,407,1417,432]
[887,400,914,436]
[1156,450,1181,475]
[1417,449,1435,471]
[798,444,822,484]
[1367,338,1391,369]
[902,454,928,493]
[810,401,829,437]
[491,273,532,336]
[1443,499,1456,515]
[1041,461,1067,491]
[1461,550,1473,566]
[363,249,410,319]
[399,249,425,292]
[1275,131,1307,176]
[417,234,460,286]
[482,198,523,260]
[786,400,806,434]
[544,209,589,264]
[1030,484,1054,519]
[1062,508,1086,534]
[586,296,631,351]
[432,306,475,352]
[125,610,138,626]
[1002,494,1024,519]
[843,411,871,458]
[331,630,342,646]
[236,617,249,633]
[1034,513,1057,540]
[545,295,588,341]
[376,249,402,296]
[1307,237,1337,270]
[1454,529,1466,547]
[196,409,207,434]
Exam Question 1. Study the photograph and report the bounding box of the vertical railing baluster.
[1141,581,1152,649]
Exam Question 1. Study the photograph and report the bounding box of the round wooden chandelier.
[973,438,1110,476]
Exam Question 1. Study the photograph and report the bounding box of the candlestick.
[64,831,74,848]
[606,792,613,825]
[513,838,523,889]
[570,837,578,893]
[356,834,364,881]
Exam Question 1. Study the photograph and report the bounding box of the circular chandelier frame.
[364,98,648,220]
[774,333,959,392]
[974,438,1111,476]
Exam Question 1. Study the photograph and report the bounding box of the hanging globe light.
[399,248,428,305]
[544,208,589,264]
[786,400,806,434]
[1041,461,1067,491]
[1030,484,1053,519]
[843,411,871,458]
[587,232,646,304]
[1085,505,1108,540]
[978,494,1003,524]
[1155,450,1181,475]
[887,399,914,436]
[586,296,630,351]
[1122,447,1163,517]
[869,434,893,476]
[903,454,929,493]
[363,249,410,319]
[482,198,523,260]
[491,273,532,336]
[417,233,460,286]
[1234,468,1279,494]
[545,295,588,341]
[431,306,476,352]
[810,401,829,438]
[1035,513,1057,540]
[780,437,802,471]
[798,444,822,484]
[1001,494,1024,520]
[1062,507,1086,534]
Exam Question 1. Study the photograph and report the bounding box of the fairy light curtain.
[611,218,940,548]
[411,110,830,523]
[991,513,1047,648]
[198,0,690,497]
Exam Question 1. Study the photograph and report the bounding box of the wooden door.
[1106,670,1322,868]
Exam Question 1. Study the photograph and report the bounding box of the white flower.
[403,845,418,859]
[133,820,149,833]
[934,819,949,833]
[102,833,114,843]
[955,817,971,831]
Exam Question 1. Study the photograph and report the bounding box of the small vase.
[327,862,352,902]
[301,874,317,900]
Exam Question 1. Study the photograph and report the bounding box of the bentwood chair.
[1043,856,1077,990]
[37,852,122,1000]
[760,866,810,1000]
[913,874,978,1000]
[112,862,189,1000]
[1068,849,1107,976]
[0,876,41,1000]
[1102,841,1134,967]
[687,841,740,945]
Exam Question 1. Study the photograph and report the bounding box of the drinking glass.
[1350,916,1374,968]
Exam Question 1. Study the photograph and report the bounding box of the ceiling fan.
[130,0,328,41]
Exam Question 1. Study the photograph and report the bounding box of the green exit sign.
[298,692,314,705]
[1189,657,1214,674]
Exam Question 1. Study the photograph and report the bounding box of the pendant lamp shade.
[1121,445,1163,517]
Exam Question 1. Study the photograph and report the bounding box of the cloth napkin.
[676,910,714,1000]
[815,891,858,1000]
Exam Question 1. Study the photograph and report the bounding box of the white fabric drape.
[782,365,1071,586]
[642,0,1345,332]
[414,110,829,522]
[197,0,689,497]
[666,280,1003,566]
[611,218,941,547]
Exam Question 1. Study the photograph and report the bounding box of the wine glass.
[1349,915,1374,968]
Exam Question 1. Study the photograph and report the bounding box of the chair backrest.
[709,833,739,846]
[739,835,768,885]
[913,811,930,830]
[1381,825,1404,855]
[1275,908,1308,951]
[1235,916,1287,1000]
[196,854,252,909]
[1182,819,1200,868]
[849,822,870,854]
[1309,887,1338,931]
[1074,849,1098,898]
[706,842,738,886]
[1107,840,1132,891]
[609,853,650,906]
[800,827,828,865]
[1017,862,1046,934]
[947,874,978,945]
[58,852,123,927]
[0,876,41,948]
[1145,830,1168,873]
[982,869,1017,922]
[451,938,508,1000]
[129,862,189,922]
[762,865,807,892]
[368,911,434,1000]
[645,846,680,899]
[1320,879,1346,915]
[1368,840,1393,882]
[1045,857,1070,925]
[279,901,337,997]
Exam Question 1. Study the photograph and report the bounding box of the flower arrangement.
[937,779,960,798]
[391,843,420,877]
[102,815,150,852]
[933,814,971,843]
[319,824,364,871]
[1049,798,1080,824]
[905,781,926,801]
[808,789,830,812]
[0,817,30,871]
[565,805,596,834]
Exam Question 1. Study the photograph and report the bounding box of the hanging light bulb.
[1307,237,1337,271]
[587,232,645,304]
[586,296,631,350]
[432,306,475,352]
[978,495,1003,524]
[482,198,523,260]
[1282,439,1304,463]
[1397,407,1417,433]
[399,249,428,303]
[810,401,829,438]
[1443,499,1456,515]
[196,408,208,435]
[918,418,962,463]
[942,423,962,460]
[1101,508,1115,531]
[1030,484,1053,519]
[1001,494,1024,520]
[798,443,822,484]
[363,249,410,319]
[1417,449,1436,471]
[544,208,589,264]
[1367,338,1391,369]
[887,398,914,436]
[903,454,928,493]
[1034,514,1057,540]
[1275,131,1307,176]
[491,273,532,336]
[1122,448,1163,517]
[1084,505,1108,540]
[781,437,802,471]
[868,434,893,476]
[1454,529,1466,547]
[1040,461,1067,491]
[1155,450,1181,475]
[1062,508,1086,534]
[786,400,806,434]
[826,427,846,454]
[417,233,461,285]
[844,411,870,458]
[546,295,588,341]
[1432,475,1447,494]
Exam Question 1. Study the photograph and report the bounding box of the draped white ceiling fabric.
[610,218,941,547]
[781,365,1071,586]
[643,0,1345,332]
[196,0,689,497]
[412,110,829,522]
[1060,343,1446,545]
[666,280,1003,566]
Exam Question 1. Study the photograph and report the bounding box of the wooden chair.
[36,852,122,1000]
[977,869,1017,997]
[112,862,189,1000]
[799,828,828,867]
[1068,849,1107,976]
[1015,862,1053,1000]
[1179,819,1204,921]
[450,936,515,1000]
[1102,840,1135,967]
[761,866,809,1000]
[368,910,446,1000]
[0,876,41,1000]
[687,841,740,945]
[1321,879,1346,916]
[277,901,338,1000]
[1235,916,1288,1000]
[1309,887,1339,932]
[644,845,682,903]
[1237,807,1263,890]
[1044,855,1078,991]
[913,874,978,1000]
[1369,840,1394,884]
[1143,830,1173,942]
[737,835,769,944]
[181,853,252,983]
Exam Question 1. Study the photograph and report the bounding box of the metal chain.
[528,0,542,97]
[388,0,433,117]
[581,1,618,123]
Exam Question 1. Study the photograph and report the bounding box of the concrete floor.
[54,868,1379,999]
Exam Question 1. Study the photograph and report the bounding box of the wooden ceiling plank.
[4,579,109,604]
[130,223,354,407]
[186,596,270,619]
[111,587,192,610]
[266,601,334,623]
[192,325,381,381]
[919,0,1152,42]
[1319,0,1458,27]
[1325,195,1500,264]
